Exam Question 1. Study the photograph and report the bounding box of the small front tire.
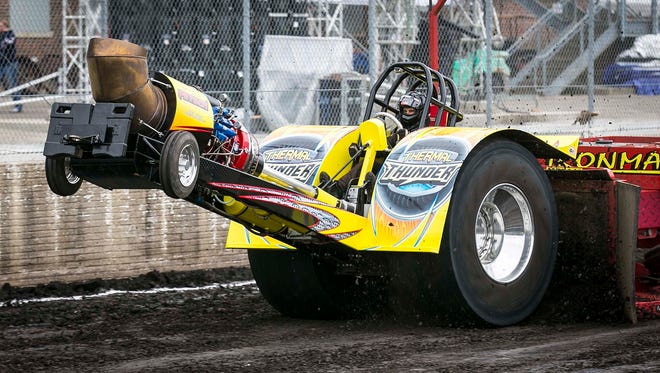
[160,131,200,199]
[45,156,82,196]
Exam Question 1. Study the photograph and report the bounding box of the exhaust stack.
[87,38,168,134]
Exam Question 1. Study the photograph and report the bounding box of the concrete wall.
[0,161,247,288]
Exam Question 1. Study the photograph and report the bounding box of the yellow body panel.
[263,125,360,185]
[164,75,214,132]
[536,135,580,159]
[226,124,579,253]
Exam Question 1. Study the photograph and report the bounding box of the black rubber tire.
[248,249,386,319]
[160,131,200,199]
[435,138,558,326]
[45,156,82,196]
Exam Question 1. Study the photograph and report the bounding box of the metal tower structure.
[373,0,420,69]
[61,0,108,98]
[306,0,421,71]
[441,0,504,54]
[307,0,344,37]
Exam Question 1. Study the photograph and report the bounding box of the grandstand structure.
[24,0,660,99]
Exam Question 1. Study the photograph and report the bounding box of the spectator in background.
[0,20,21,113]
[352,46,369,75]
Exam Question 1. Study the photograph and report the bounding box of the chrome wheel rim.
[64,157,80,184]
[475,183,534,284]
[177,144,198,187]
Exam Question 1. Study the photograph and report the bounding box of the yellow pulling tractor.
[44,38,659,326]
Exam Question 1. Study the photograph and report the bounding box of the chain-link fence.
[1,0,659,157]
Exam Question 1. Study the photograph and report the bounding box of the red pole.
[428,0,448,71]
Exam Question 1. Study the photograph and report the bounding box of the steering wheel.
[373,111,403,131]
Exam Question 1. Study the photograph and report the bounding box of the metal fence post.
[242,0,251,131]
[485,0,493,128]
[653,0,658,34]
[587,0,595,132]
[368,0,377,88]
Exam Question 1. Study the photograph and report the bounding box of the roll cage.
[363,62,463,129]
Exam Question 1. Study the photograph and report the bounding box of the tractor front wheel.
[160,131,200,199]
[45,156,83,196]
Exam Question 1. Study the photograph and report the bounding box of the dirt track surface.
[1,267,660,372]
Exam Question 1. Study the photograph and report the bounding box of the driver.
[396,90,427,132]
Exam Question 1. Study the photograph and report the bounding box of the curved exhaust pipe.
[87,38,168,134]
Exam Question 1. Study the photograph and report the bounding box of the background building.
[0,0,658,128]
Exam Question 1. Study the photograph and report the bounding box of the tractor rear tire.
[248,249,386,319]
[45,156,83,196]
[436,138,558,326]
[160,131,200,199]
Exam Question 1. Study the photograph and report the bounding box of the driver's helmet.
[397,91,426,131]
